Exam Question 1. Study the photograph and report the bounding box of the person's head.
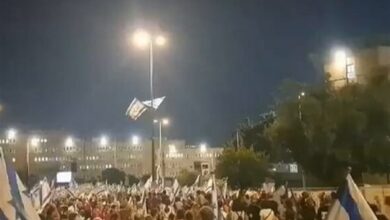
[150,208,158,217]
[68,212,78,220]
[184,210,194,220]
[110,212,119,220]
[47,205,60,220]
[199,206,214,220]
[176,209,185,219]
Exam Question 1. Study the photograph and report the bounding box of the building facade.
[0,130,223,182]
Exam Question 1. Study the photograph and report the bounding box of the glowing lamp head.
[100,136,108,147]
[65,137,74,147]
[162,118,169,125]
[334,49,347,68]
[132,30,151,48]
[31,137,40,147]
[132,135,140,146]
[200,143,207,153]
[155,35,166,46]
[7,129,16,140]
[169,144,177,154]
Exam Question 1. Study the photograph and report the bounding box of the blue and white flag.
[326,174,377,220]
[0,147,40,220]
[126,98,148,120]
[142,96,165,110]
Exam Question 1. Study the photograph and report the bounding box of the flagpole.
[150,40,156,182]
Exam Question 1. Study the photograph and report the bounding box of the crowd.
[35,185,390,220]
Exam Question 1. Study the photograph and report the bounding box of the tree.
[177,169,198,186]
[266,70,390,184]
[215,148,269,189]
[127,174,139,185]
[101,168,126,184]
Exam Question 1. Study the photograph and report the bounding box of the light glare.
[162,118,169,125]
[31,137,40,147]
[100,136,108,147]
[334,49,347,68]
[7,129,16,140]
[132,135,140,146]
[65,137,74,147]
[155,35,166,46]
[200,143,207,153]
[132,30,151,48]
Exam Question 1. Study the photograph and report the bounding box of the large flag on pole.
[0,147,40,220]
[125,98,148,120]
[142,96,165,110]
[125,96,166,120]
[326,174,377,220]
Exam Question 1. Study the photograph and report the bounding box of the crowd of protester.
[38,187,389,220]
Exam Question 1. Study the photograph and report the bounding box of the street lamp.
[154,118,170,181]
[65,137,74,148]
[333,49,356,85]
[100,136,108,147]
[132,135,140,146]
[7,128,17,141]
[132,29,167,181]
[200,143,207,153]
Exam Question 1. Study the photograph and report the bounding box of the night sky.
[1,0,390,146]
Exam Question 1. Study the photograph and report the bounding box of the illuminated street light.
[132,28,168,181]
[168,144,177,154]
[155,35,166,46]
[334,49,347,69]
[162,118,169,125]
[65,137,74,147]
[200,143,207,153]
[132,30,151,48]
[132,135,140,146]
[7,129,16,140]
[100,136,108,147]
[31,137,40,147]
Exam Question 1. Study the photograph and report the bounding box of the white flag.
[142,96,165,110]
[125,98,148,120]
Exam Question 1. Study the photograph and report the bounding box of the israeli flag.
[0,147,40,220]
[326,174,377,220]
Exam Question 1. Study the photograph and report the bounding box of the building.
[0,130,223,183]
[324,40,390,88]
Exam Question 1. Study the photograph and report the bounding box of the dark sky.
[1,0,390,146]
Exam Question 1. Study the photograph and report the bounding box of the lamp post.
[132,29,166,181]
[298,92,306,189]
[154,118,169,183]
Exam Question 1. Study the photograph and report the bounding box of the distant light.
[132,30,151,48]
[300,92,305,97]
[100,136,108,147]
[334,49,347,68]
[31,137,40,147]
[155,35,166,46]
[12,157,15,163]
[153,119,159,124]
[7,129,16,140]
[132,135,140,146]
[65,137,74,147]
[200,143,207,153]
[169,144,177,154]
[162,118,169,125]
